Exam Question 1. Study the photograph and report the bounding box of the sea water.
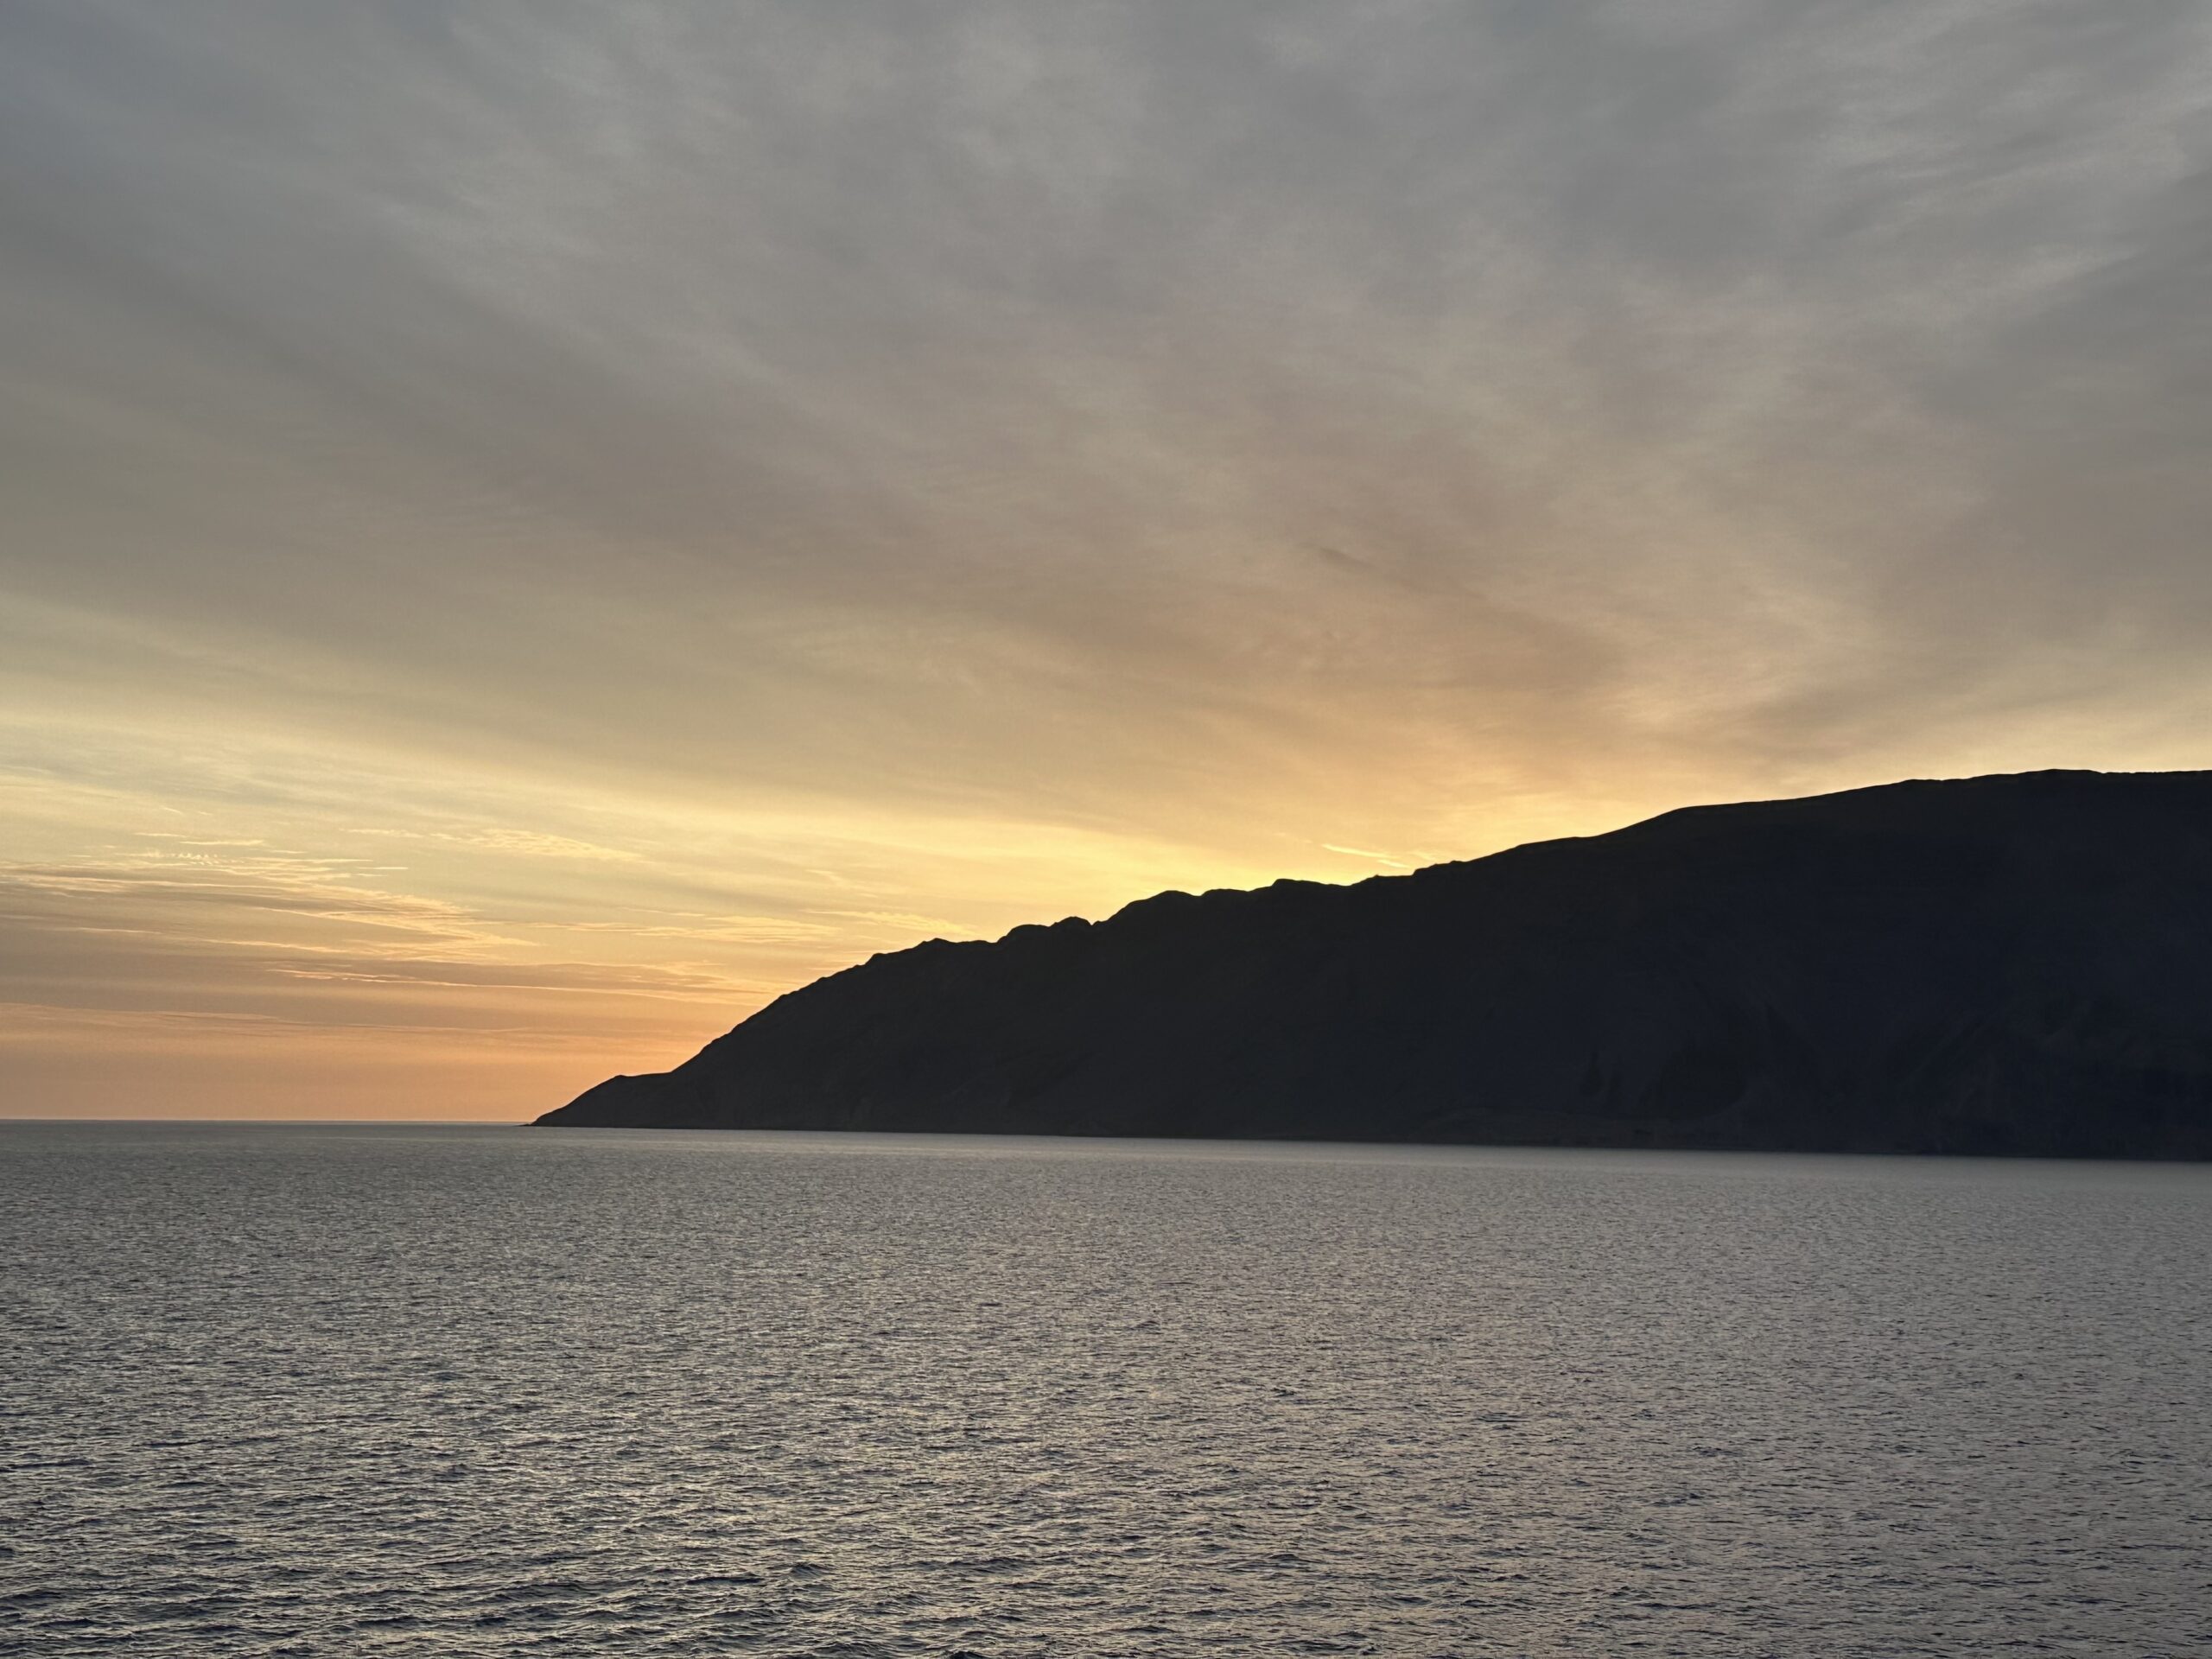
[3,1122,2206,1656]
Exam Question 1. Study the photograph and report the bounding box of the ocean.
[3,1122,2206,1656]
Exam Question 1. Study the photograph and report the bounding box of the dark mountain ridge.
[538,770,2212,1158]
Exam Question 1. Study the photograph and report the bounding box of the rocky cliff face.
[539,770,2212,1158]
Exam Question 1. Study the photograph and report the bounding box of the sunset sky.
[4,1,2209,1119]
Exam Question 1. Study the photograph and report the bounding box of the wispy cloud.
[1322,845,1417,870]
[3,0,2209,1116]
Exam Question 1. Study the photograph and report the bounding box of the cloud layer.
[4,1,2209,1116]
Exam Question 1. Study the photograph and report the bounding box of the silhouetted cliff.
[538,771,2212,1158]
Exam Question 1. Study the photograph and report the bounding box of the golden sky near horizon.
[4,2,2210,1120]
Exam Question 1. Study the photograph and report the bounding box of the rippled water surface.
[3,1124,2209,1656]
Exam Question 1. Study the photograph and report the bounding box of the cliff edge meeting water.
[3,3,2208,1656]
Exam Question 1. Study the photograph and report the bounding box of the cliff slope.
[538,771,2212,1157]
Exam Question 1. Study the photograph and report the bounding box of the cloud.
[3,0,2209,1115]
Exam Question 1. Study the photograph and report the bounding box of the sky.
[3,0,2209,1121]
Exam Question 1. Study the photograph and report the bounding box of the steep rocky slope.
[540,771,2212,1158]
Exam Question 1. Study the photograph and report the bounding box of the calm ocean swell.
[3,1122,2207,1656]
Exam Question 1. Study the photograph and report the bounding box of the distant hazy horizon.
[6,2,2209,1119]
